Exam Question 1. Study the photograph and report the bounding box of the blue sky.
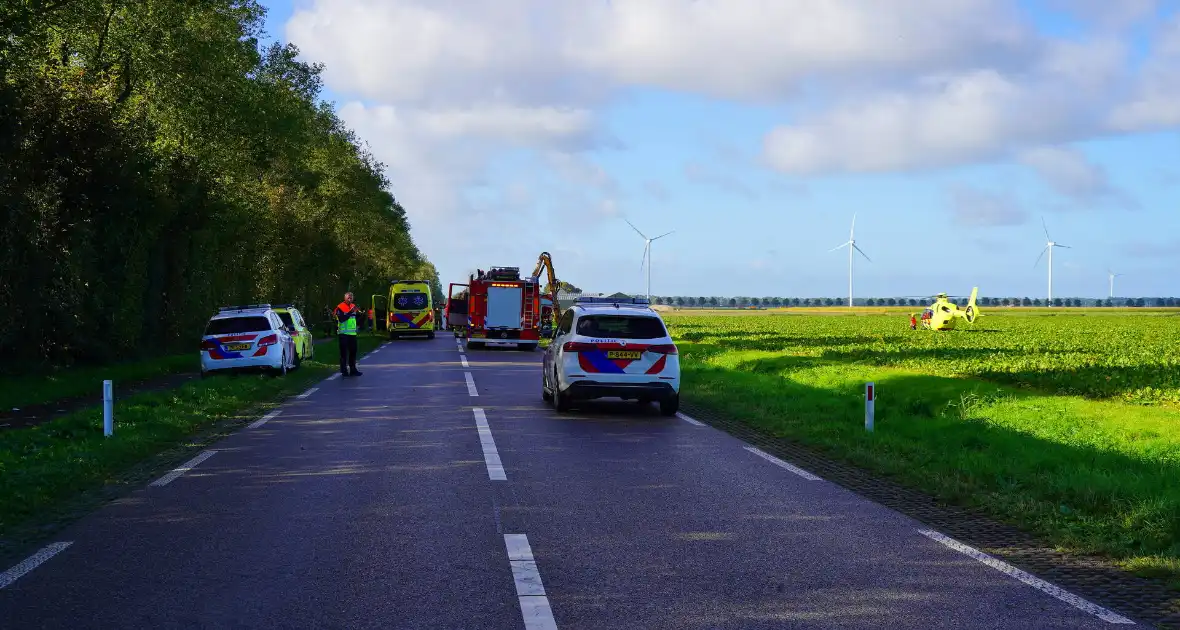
[261,0,1179,300]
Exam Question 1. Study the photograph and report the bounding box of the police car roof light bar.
[219,303,272,312]
[574,296,651,306]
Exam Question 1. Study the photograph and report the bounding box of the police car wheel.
[659,394,679,416]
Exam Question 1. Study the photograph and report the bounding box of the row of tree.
[644,296,1179,308]
[1,1,436,367]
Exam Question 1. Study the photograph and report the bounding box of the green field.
[664,309,1180,586]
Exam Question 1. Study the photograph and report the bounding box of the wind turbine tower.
[829,214,871,307]
[1108,269,1123,299]
[624,218,674,302]
[1034,217,1070,306]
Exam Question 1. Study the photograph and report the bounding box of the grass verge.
[0,335,381,558]
[0,354,198,411]
[682,352,1180,589]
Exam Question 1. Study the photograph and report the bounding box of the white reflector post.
[865,382,875,432]
[103,380,114,437]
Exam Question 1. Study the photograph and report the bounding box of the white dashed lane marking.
[918,530,1135,624]
[676,412,704,426]
[473,408,506,481]
[248,409,281,429]
[743,446,823,481]
[0,542,72,589]
[460,355,469,368]
[295,387,318,399]
[504,534,558,629]
[150,450,217,487]
[465,372,478,397]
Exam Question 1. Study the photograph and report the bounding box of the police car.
[200,304,299,377]
[542,297,680,415]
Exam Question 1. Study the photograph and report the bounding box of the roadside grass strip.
[0,336,382,548]
[473,408,506,481]
[504,534,558,630]
[918,529,1135,624]
[150,450,217,487]
[0,542,72,589]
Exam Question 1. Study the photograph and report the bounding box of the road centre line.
[676,412,704,426]
[150,450,217,487]
[918,529,1134,624]
[473,408,506,481]
[460,355,469,368]
[0,542,72,590]
[296,387,318,399]
[465,372,478,397]
[743,446,823,481]
[248,409,281,429]
[504,534,558,630]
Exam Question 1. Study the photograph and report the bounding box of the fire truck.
[447,252,560,351]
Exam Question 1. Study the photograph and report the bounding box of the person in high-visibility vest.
[335,292,362,377]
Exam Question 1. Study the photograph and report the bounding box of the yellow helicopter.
[910,287,980,331]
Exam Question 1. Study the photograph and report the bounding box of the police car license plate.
[226,343,251,351]
[607,350,641,360]
[393,323,410,328]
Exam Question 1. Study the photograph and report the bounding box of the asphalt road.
[0,336,1142,628]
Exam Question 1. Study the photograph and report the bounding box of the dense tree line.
[644,296,1178,308]
[0,1,436,367]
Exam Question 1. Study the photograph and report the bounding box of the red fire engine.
[448,266,541,351]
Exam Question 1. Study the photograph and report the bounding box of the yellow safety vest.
[336,303,358,335]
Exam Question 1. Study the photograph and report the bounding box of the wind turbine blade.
[850,213,857,240]
[651,230,674,240]
[1033,245,1047,267]
[853,243,871,262]
[1054,243,1071,248]
[829,241,851,252]
[623,218,647,239]
[1042,216,1050,241]
[640,241,649,271]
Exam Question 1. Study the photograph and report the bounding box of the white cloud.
[1017,146,1137,209]
[947,184,1028,227]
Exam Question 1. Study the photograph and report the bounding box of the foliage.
[0,1,429,369]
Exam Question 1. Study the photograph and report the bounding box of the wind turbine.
[1107,269,1123,299]
[829,214,871,307]
[1033,217,1070,306]
[624,218,674,302]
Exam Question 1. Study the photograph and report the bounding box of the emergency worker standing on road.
[335,292,363,377]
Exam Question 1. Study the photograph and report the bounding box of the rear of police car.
[200,307,288,375]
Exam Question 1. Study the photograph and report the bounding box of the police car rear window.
[206,316,272,335]
[394,292,429,310]
[276,312,295,328]
[575,315,666,339]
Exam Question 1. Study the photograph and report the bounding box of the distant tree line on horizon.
[635,296,1180,308]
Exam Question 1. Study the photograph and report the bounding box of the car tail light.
[258,334,278,347]
[647,344,678,355]
[562,341,596,352]
[200,339,217,351]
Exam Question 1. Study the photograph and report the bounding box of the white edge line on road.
[676,412,704,426]
[473,408,506,480]
[503,534,558,630]
[248,409,282,429]
[743,446,823,481]
[326,372,341,381]
[917,529,1135,624]
[460,355,469,368]
[150,450,217,487]
[0,542,72,589]
[296,387,318,399]
[465,372,478,397]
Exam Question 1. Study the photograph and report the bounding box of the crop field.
[663,309,1180,586]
